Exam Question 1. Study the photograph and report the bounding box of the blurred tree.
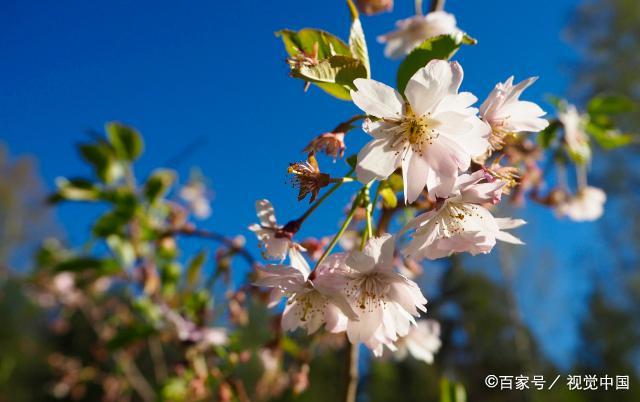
[0,144,59,274]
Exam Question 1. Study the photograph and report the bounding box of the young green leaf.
[106,122,144,161]
[78,142,123,183]
[346,0,370,77]
[54,177,101,201]
[587,94,634,116]
[586,121,634,149]
[537,120,560,149]
[397,34,471,94]
[277,29,351,59]
[144,169,176,203]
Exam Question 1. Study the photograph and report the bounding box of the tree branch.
[430,0,446,12]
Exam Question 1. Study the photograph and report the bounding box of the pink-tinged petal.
[347,301,384,344]
[405,60,463,116]
[495,230,524,245]
[254,265,306,293]
[267,288,284,308]
[264,237,291,261]
[382,301,414,338]
[388,277,427,316]
[360,234,396,271]
[422,140,466,197]
[362,118,395,139]
[255,199,278,227]
[403,152,429,204]
[460,181,505,204]
[351,79,404,119]
[288,247,310,279]
[453,170,485,193]
[281,301,303,332]
[346,249,376,274]
[403,213,441,259]
[434,111,474,136]
[504,76,537,104]
[494,217,526,229]
[435,92,477,115]
[324,302,349,333]
[501,101,548,132]
[356,138,401,183]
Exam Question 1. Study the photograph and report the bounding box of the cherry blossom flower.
[479,76,548,152]
[394,319,441,364]
[351,60,490,203]
[255,253,358,335]
[343,234,427,355]
[404,170,526,260]
[558,104,591,163]
[249,199,303,261]
[555,186,606,222]
[378,11,461,59]
[164,307,228,347]
[179,181,212,219]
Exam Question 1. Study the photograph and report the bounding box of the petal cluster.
[249,199,303,261]
[555,186,606,222]
[479,76,548,151]
[404,171,526,260]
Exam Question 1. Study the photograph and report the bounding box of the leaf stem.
[313,188,362,269]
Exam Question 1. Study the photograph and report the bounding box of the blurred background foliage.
[1,0,640,401]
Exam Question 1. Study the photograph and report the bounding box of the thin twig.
[170,227,257,266]
[115,351,157,402]
[343,341,359,402]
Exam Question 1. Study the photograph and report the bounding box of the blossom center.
[439,202,481,237]
[347,273,389,312]
[390,106,439,156]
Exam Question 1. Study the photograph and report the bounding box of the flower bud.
[356,0,393,15]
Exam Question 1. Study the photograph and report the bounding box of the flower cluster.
[252,0,627,374]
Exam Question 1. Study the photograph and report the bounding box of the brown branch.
[168,227,257,266]
[429,0,446,12]
[343,341,359,402]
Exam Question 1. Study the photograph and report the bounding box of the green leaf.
[54,177,101,201]
[106,122,144,161]
[144,169,176,203]
[79,143,123,183]
[106,235,136,268]
[537,120,560,149]
[277,28,351,59]
[293,55,367,88]
[397,34,471,94]
[186,251,207,288]
[440,378,466,402]
[587,94,634,116]
[54,257,120,275]
[277,28,363,100]
[346,0,370,77]
[585,122,634,149]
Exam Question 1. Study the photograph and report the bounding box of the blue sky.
[1,0,610,367]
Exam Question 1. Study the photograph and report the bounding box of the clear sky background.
[0,0,613,368]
